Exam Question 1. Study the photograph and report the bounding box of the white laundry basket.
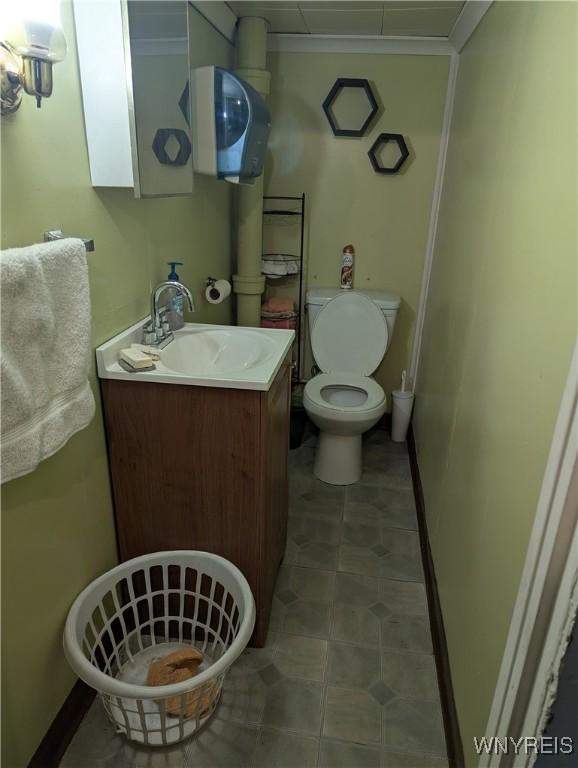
[64,551,255,747]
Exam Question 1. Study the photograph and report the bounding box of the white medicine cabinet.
[74,1,231,198]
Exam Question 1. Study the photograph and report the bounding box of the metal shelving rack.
[262,194,306,382]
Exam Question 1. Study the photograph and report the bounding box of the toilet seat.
[304,373,385,412]
[310,291,388,375]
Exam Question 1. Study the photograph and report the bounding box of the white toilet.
[303,288,400,485]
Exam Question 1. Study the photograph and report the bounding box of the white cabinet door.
[74,0,193,197]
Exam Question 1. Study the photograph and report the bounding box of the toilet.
[303,288,400,485]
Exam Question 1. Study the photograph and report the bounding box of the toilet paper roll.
[205,279,231,304]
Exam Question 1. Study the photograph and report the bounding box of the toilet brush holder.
[391,390,414,442]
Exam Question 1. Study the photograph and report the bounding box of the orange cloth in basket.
[147,648,217,719]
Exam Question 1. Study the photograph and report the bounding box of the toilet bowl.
[304,372,386,484]
[303,289,400,485]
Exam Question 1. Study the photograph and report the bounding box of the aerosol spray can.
[340,244,354,289]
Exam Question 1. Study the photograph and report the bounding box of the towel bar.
[44,229,95,252]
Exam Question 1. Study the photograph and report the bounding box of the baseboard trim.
[28,680,95,768]
[407,424,465,768]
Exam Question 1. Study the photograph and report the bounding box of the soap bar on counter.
[130,343,161,360]
[119,348,154,370]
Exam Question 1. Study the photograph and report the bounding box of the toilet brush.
[392,369,414,442]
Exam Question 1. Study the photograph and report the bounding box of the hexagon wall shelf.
[152,128,191,166]
[368,132,409,174]
[322,78,379,137]
[178,82,190,126]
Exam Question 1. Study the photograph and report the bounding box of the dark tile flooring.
[60,430,448,768]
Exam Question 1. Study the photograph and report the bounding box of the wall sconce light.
[0,0,67,115]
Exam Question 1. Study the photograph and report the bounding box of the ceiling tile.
[300,2,384,9]
[383,1,463,9]
[228,0,466,37]
[382,6,462,35]
[227,1,301,16]
[301,8,383,35]
[263,9,309,32]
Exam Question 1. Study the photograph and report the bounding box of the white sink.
[96,320,294,391]
[161,329,275,376]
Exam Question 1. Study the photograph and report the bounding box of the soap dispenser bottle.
[166,261,185,330]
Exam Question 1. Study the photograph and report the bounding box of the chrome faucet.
[143,280,195,347]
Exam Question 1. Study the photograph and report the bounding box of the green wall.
[265,51,449,398]
[0,4,232,766]
[413,3,577,764]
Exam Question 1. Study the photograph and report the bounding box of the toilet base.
[314,432,362,486]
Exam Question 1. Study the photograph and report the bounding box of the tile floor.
[60,430,448,768]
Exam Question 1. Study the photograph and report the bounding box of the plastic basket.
[63,551,255,746]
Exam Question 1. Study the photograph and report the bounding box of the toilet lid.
[311,291,388,375]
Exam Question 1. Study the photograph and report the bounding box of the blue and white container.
[190,66,271,185]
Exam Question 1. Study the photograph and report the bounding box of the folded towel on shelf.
[262,260,300,278]
[1,238,95,483]
[261,254,300,279]
[261,310,296,320]
[262,297,295,314]
[261,317,297,330]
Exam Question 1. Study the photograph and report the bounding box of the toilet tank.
[306,288,400,351]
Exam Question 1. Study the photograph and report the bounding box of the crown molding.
[267,33,454,56]
[449,0,493,52]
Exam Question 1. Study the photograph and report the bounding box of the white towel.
[261,258,300,278]
[1,238,95,483]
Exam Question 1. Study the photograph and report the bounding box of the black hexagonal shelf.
[322,78,379,137]
[368,133,409,174]
[178,81,190,126]
[152,128,191,166]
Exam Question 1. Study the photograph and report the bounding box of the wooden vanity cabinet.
[100,354,291,646]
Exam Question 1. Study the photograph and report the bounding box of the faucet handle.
[158,307,171,330]
[142,320,156,345]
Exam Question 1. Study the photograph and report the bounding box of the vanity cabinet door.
[256,356,291,642]
[100,379,261,563]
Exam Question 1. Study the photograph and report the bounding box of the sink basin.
[96,320,295,391]
[161,329,275,376]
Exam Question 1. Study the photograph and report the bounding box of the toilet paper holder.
[205,277,218,300]
[205,277,231,304]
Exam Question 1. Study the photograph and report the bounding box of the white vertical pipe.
[233,17,270,327]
